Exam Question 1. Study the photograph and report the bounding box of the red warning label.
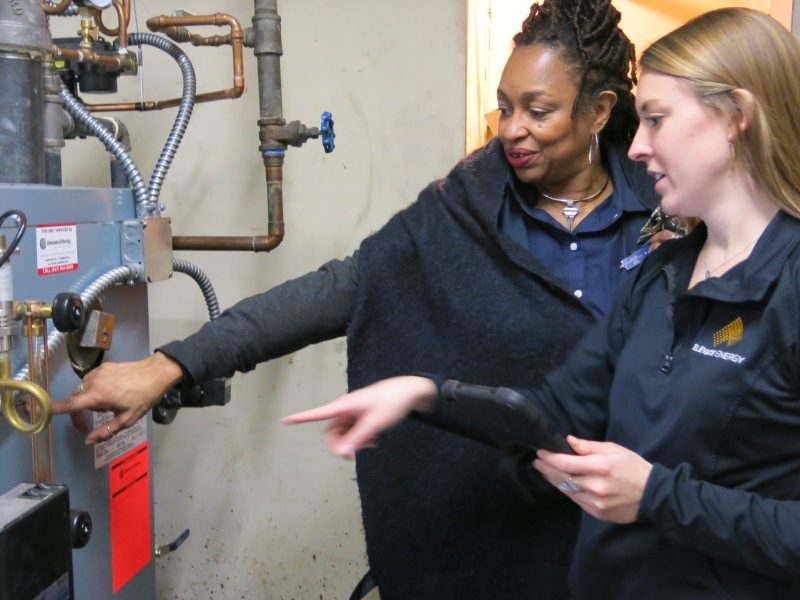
[109,442,152,593]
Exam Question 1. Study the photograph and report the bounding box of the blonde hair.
[640,8,800,218]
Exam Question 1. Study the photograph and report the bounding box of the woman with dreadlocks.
[56,1,661,597]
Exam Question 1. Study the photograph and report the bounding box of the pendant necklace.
[702,238,758,280]
[539,174,610,232]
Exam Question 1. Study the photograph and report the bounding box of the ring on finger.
[106,424,113,437]
[558,476,582,494]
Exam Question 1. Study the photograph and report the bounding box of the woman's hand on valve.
[52,352,184,444]
[282,375,437,459]
[533,435,653,524]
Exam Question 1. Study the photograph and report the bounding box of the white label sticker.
[36,224,78,276]
[93,411,147,469]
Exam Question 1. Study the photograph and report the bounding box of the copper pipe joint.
[87,12,245,113]
[89,0,131,37]
[149,13,244,99]
[53,45,136,70]
[171,162,285,253]
[41,0,72,15]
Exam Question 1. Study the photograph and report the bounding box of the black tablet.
[439,380,574,455]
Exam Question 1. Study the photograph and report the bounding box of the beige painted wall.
[55,0,465,597]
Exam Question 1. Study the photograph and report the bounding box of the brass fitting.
[79,18,100,48]
[0,354,51,435]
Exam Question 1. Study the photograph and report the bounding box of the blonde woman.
[287,9,800,598]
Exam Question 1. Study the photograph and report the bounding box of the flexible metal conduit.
[14,266,135,381]
[59,34,196,216]
[59,84,150,210]
[13,260,221,379]
[172,259,220,321]
[127,33,197,209]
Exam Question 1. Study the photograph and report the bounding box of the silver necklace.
[539,174,610,232]
[702,239,758,279]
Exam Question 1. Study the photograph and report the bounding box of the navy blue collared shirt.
[499,154,651,317]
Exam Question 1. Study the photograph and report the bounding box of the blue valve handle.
[155,528,190,557]
[321,111,335,153]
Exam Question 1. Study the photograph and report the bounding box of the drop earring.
[588,132,599,166]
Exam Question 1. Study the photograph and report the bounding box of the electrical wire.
[0,210,27,269]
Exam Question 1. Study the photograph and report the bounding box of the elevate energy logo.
[692,317,747,364]
[712,317,744,348]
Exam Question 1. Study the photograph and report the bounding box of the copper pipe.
[89,0,131,36]
[171,236,283,252]
[86,13,244,113]
[146,13,243,43]
[113,0,128,49]
[159,29,233,47]
[148,13,244,100]
[41,0,72,15]
[53,45,136,70]
[172,161,285,252]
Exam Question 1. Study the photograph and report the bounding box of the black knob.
[70,509,92,549]
[152,390,181,425]
[52,292,85,332]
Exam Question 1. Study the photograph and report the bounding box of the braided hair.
[514,0,638,144]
